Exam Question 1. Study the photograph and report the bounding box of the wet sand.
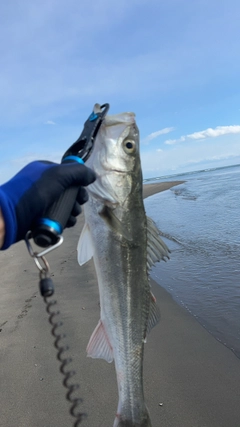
[1,181,240,427]
[143,181,185,198]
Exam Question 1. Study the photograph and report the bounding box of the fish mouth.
[103,168,129,174]
[111,169,127,174]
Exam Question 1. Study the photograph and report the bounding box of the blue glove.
[0,161,96,250]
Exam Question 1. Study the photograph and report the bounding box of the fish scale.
[77,109,170,426]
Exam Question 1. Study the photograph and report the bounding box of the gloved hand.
[0,161,96,250]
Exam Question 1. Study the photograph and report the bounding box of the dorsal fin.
[147,216,170,270]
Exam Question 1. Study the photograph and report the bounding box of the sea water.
[144,164,240,358]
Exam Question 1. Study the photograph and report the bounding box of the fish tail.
[113,408,152,427]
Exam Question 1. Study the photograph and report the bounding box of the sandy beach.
[1,180,240,427]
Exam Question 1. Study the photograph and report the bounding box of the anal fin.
[87,320,114,363]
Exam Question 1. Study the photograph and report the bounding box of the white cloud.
[142,127,174,144]
[164,125,240,145]
[165,136,185,145]
[45,120,56,125]
[141,134,240,178]
[188,125,240,140]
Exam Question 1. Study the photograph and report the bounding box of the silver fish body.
[77,109,170,426]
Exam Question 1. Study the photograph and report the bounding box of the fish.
[77,105,170,426]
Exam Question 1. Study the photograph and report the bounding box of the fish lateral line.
[98,205,134,243]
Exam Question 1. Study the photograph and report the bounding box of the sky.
[0,0,240,182]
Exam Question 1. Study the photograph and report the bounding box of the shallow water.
[144,164,240,358]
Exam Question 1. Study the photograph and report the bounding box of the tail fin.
[113,411,152,427]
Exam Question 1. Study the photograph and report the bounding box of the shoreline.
[143,180,185,199]
[1,180,240,426]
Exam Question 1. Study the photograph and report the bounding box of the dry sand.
[1,181,240,427]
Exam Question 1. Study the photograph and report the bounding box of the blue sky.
[1,0,240,182]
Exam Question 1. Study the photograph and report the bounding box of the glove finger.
[71,201,82,217]
[76,187,89,205]
[60,163,96,187]
[66,215,77,228]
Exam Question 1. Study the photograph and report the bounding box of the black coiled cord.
[44,297,86,426]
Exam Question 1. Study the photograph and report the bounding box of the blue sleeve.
[0,161,48,250]
[0,188,17,250]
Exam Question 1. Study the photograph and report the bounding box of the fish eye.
[123,139,136,154]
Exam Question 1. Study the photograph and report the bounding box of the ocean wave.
[171,186,198,201]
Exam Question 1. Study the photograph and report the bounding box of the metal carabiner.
[25,230,57,275]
